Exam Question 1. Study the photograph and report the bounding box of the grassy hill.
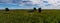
[0,10,60,23]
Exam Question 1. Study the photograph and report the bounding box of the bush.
[33,7,36,11]
[38,8,41,13]
[5,8,9,11]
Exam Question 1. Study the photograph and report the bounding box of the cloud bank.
[0,0,60,9]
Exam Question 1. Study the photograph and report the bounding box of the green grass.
[0,10,60,23]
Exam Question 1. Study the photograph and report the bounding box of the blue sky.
[0,0,60,9]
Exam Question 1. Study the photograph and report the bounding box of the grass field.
[0,10,60,23]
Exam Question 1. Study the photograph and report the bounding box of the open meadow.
[0,9,60,23]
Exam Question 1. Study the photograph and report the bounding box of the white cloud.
[0,0,60,9]
[29,0,40,4]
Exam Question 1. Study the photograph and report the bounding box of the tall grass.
[0,10,59,23]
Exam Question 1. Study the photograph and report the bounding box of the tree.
[5,8,9,11]
[38,8,41,13]
[33,7,36,11]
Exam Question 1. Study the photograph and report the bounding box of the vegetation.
[38,8,41,13]
[33,7,36,11]
[5,8,9,11]
[0,10,60,23]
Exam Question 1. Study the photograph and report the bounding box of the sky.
[0,0,60,9]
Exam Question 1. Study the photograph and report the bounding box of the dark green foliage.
[33,7,36,11]
[58,21,60,23]
[38,8,41,13]
[5,8,9,11]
